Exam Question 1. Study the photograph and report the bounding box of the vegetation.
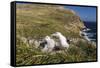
[16,4,97,66]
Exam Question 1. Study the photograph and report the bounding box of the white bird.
[42,36,55,52]
[51,32,69,48]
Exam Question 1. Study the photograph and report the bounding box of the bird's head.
[45,36,51,41]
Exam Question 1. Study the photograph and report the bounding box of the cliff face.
[16,4,85,38]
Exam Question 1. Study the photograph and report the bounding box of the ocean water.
[83,21,97,42]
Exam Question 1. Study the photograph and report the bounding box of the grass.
[16,38,96,66]
[16,4,97,66]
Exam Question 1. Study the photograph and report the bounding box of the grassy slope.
[16,4,84,38]
[16,4,96,66]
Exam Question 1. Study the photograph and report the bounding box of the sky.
[64,6,97,22]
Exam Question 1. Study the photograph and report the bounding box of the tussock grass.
[16,38,96,66]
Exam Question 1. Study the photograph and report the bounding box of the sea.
[83,21,97,42]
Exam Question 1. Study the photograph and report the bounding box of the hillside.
[16,4,96,66]
[16,4,84,38]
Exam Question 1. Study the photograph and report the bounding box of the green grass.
[16,38,96,66]
[16,4,97,66]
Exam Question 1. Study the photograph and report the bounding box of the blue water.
[83,21,97,42]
